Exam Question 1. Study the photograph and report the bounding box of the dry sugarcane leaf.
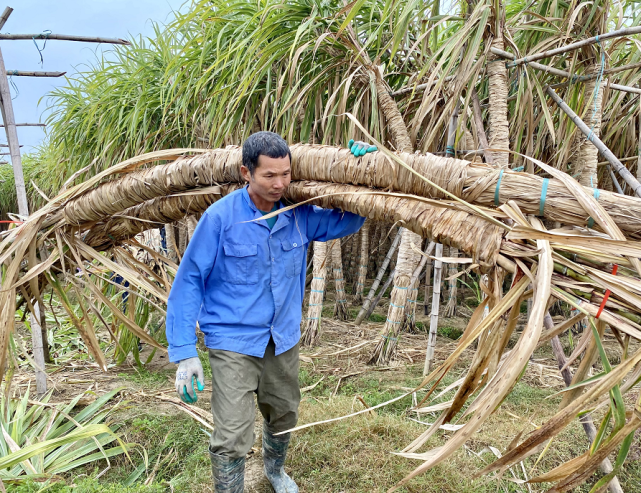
[389,217,553,492]
[476,346,641,477]
[507,226,641,259]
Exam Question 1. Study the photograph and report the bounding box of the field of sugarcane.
[3,0,641,491]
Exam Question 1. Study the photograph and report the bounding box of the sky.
[2,0,187,157]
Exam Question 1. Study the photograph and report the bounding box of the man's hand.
[348,139,377,157]
[175,356,205,403]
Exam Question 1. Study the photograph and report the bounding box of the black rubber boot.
[262,425,299,493]
[209,449,245,492]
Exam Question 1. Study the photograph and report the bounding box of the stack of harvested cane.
[2,143,641,492]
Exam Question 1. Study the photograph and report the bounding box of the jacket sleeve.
[305,205,365,242]
[165,212,219,363]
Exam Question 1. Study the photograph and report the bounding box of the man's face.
[240,154,292,209]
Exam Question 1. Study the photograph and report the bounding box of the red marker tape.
[595,264,618,319]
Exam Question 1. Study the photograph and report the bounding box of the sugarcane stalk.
[444,247,459,317]
[546,314,623,493]
[424,243,444,375]
[302,241,327,346]
[353,221,370,304]
[546,86,641,198]
[355,227,403,325]
[507,26,641,68]
[330,239,349,320]
[487,37,510,167]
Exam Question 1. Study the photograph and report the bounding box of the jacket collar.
[241,185,292,231]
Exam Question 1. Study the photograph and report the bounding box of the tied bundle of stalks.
[369,229,421,365]
[4,145,641,493]
[301,241,327,346]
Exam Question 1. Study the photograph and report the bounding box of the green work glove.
[175,356,205,404]
[348,139,377,157]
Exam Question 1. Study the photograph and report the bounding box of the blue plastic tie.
[395,286,409,290]
[539,178,550,217]
[307,317,319,320]
[8,70,18,99]
[494,169,505,206]
[513,166,524,172]
[389,303,405,309]
[445,145,455,157]
[313,277,325,280]
[310,289,324,293]
[385,319,402,324]
[381,335,398,341]
[32,30,52,67]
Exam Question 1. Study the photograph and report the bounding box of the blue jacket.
[165,186,365,362]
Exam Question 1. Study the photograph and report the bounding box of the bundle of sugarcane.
[2,144,641,492]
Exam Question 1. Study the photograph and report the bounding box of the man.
[166,132,375,492]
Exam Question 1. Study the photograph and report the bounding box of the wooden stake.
[355,227,403,325]
[546,85,641,198]
[424,243,443,375]
[546,314,623,493]
[0,33,130,45]
[507,26,641,67]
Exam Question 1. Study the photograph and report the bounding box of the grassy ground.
[9,284,641,492]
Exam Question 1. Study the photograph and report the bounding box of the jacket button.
[293,243,297,247]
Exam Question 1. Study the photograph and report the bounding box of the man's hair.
[242,131,291,176]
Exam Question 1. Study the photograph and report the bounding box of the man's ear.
[240,165,251,182]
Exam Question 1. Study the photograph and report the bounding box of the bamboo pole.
[362,269,395,322]
[6,70,66,77]
[423,255,433,316]
[507,26,641,67]
[355,227,403,325]
[0,49,28,217]
[546,314,623,493]
[1,38,49,391]
[0,7,12,30]
[491,47,641,95]
[546,85,641,198]
[424,243,444,375]
[0,33,130,44]
[0,123,45,127]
